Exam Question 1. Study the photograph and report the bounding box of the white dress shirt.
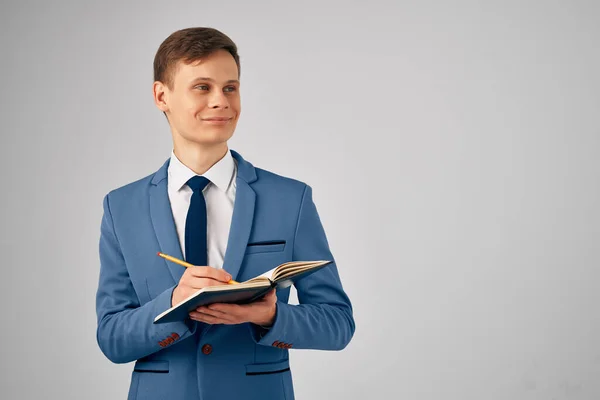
[167,149,237,269]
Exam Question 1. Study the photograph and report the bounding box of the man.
[95,27,355,400]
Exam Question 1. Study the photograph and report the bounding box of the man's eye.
[195,85,209,90]
[224,86,237,92]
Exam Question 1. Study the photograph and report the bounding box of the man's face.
[156,50,241,146]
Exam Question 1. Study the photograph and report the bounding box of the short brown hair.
[153,27,240,89]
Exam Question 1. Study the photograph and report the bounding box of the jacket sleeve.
[95,193,199,364]
[250,184,355,350]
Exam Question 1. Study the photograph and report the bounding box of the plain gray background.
[1,1,599,399]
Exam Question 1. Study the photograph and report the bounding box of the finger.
[265,289,276,299]
[187,266,232,283]
[206,303,244,317]
[256,289,276,303]
[189,313,220,324]
[187,277,228,290]
[194,306,231,320]
[190,311,234,325]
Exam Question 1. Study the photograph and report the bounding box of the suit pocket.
[132,361,173,400]
[245,240,286,255]
[245,359,290,375]
[133,360,169,373]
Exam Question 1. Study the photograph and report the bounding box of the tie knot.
[186,175,211,192]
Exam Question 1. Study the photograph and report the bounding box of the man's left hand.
[189,289,277,326]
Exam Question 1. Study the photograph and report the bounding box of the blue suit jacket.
[96,149,355,400]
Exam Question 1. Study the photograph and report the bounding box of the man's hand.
[172,266,232,307]
[189,289,277,326]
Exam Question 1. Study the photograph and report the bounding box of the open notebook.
[153,260,332,324]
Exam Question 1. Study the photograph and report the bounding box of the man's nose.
[208,90,229,109]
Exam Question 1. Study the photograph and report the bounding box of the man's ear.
[153,81,169,113]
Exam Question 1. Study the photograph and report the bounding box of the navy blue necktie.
[185,176,211,266]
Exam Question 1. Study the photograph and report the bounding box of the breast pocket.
[245,240,286,255]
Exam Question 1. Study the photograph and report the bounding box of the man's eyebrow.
[190,77,240,84]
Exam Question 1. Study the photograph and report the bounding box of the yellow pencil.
[157,252,239,284]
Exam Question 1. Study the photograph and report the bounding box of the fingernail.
[226,275,232,281]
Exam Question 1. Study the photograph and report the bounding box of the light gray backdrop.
[1,1,599,399]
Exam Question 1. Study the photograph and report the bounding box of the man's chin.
[177,131,234,147]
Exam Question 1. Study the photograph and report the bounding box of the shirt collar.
[168,149,236,193]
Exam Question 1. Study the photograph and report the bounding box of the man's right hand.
[171,266,232,307]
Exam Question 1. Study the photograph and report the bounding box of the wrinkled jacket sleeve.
[250,184,355,350]
[96,193,199,364]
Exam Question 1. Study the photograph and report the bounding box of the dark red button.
[201,344,212,355]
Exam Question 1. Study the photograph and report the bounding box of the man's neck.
[173,141,229,176]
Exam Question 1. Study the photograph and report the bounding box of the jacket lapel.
[149,159,186,285]
[222,179,255,281]
[223,150,257,281]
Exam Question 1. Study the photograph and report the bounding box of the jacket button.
[201,344,212,355]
